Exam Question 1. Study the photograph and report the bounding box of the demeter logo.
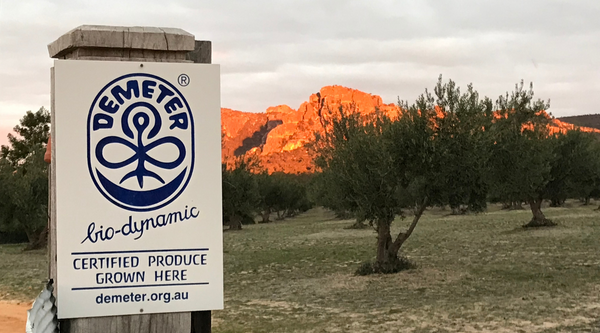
[87,73,194,212]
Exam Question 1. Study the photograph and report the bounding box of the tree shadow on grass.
[499,224,563,236]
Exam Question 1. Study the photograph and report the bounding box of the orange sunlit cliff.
[221,86,600,174]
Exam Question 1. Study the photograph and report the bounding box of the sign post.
[47,25,219,333]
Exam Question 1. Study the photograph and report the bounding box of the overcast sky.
[1,0,600,146]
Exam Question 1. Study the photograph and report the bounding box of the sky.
[1,0,600,147]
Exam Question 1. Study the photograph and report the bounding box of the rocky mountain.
[221,86,600,174]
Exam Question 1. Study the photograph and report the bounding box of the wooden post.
[186,38,213,333]
[47,25,213,333]
[187,41,212,64]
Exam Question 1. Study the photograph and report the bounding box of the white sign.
[53,60,223,319]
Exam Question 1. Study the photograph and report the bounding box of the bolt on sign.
[53,60,223,319]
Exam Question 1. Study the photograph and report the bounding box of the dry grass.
[0,245,46,301]
[215,204,600,332]
[3,203,600,332]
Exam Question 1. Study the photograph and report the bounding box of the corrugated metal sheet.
[26,280,58,333]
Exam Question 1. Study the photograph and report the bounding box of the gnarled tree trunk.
[24,226,48,250]
[524,198,555,228]
[372,198,428,273]
[450,205,467,215]
[229,214,243,230]
[550,197,564,207]
[451,206,461,215]
[375,218,397,267]
[260,209,271,223]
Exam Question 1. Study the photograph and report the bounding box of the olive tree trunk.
[229,214,243,230]
[260,209,271,223]
[24,225,47,250]
[524,198,555,227]
[375,218,397,265]
[374,198,428,271]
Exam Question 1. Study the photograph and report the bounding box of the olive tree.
[221,156,259,230]
[316,78,493,273]
[487,82,555,227]
[0,107,50,249]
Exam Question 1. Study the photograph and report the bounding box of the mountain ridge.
[558,114,600,130]
[221,86,600,174]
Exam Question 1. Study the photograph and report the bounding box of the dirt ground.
[0,302,30,333]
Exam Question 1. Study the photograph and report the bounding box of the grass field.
[3,203,600,332]
[0,245,46,302]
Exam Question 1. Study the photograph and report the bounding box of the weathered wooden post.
[47,25,221,333]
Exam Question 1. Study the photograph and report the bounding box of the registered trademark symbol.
[178,74,190,87]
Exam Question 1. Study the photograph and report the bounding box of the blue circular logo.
[87,73,194,212]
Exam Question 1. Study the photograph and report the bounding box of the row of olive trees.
[0,107,50,249]
[221,157,313,230]
[312,77,600,274]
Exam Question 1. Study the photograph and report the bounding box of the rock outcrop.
[221,85,401,173]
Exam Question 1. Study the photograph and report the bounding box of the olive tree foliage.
[0,107,50,249]
[429,79,493,213]
[221,156,260,230]
[315,77,493,273]
[546,130,600,207]
[255,171,280,223]
[223,155,313,229]
[1,107,50,167]
[316,110,407,272]
[0,150,48,249]
[271,173,312,219]
[309,169,358,220]
[486,82,556,227]
[485,83,600,219]
[255,172,312,222]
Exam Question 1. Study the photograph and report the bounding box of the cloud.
[1,0,600,129]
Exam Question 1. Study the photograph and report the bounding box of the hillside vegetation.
[559,114,600,130]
